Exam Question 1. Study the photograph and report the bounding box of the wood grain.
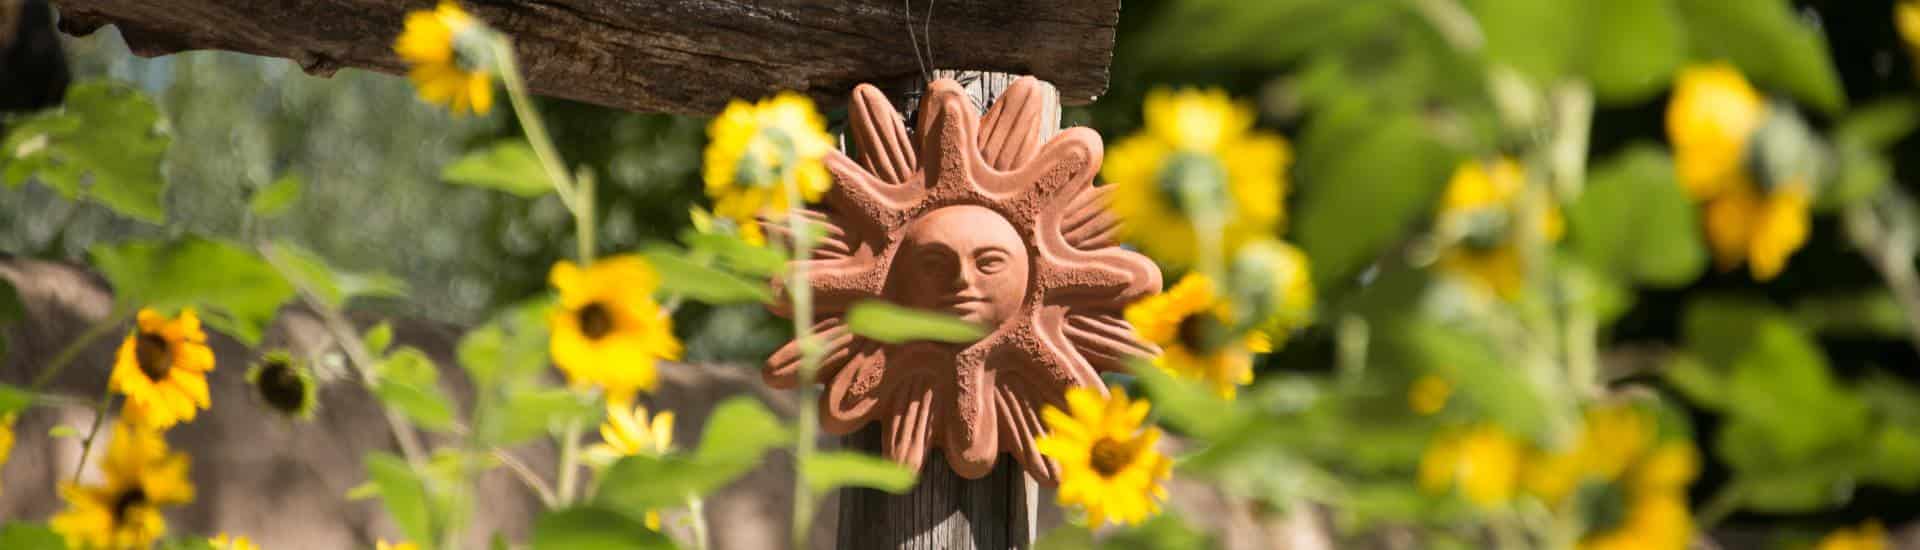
[46,0,1118,115]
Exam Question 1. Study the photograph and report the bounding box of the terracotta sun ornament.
[762,77,1163,484]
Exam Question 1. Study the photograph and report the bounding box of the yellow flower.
[1667,63,1766,201]
[1815,519,1888,550]
[1419,424,1526,508]
[1126,273,1271,399]
[702,92,834,246]
[1434,158,1563,299]
[1105,88,1292,266]
[549,256,683,401]
[1231,239,1316,339]
[584,399,674,529]
[394,2,494,115]
[111,308,216,429]
[0,414,13,494]
[1519,405,1698,550]
[1577,493,1693,550]
[52,421,195,550]
[1036,387,1173,527]
[1702,184,1810,281]
[1902,1,1920,73]
[1408,375,1452,416]
[209,533,261,550]
[377,540,421,550]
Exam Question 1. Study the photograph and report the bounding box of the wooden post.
[832,70,1057,550]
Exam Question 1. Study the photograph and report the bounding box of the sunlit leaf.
[1794,291,1909,338]
[249,174,303,218]
[1675,0,1845,113]
[91,236,295,345]
[1568,146,1707,287]
[441,140,554,197]
[456,298,551,390]
[365,321,395,357]
[595,397,790,509]
[844,300,985,345]
[1,81,171,223]
[1295,107,1457,292]
[642,246,771,304]
[373,348,456,431]
[0,522,64,550]
[263,241,408,309]
[682,230,788,278]
[531,507,675,550]
[1834,99,1920,150]
[476,389,599,447]
[1579,0,1684,104]
[801,451,917,495]
[364,452,438,547]
[1033,524,1094,550]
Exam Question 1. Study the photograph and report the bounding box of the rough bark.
[45,0,1117,115]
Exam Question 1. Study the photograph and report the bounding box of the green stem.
[70,389,115,481]
[1697,484,1744,528]
[495,35,597,508]
[784,172,822,550]
[556,420,584,504]
[30,310,130,391]
[492,37,581,214]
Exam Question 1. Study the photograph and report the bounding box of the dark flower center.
[257,360,308,414]
[1089,437,1136,478]
[577,302,615,340]
[1156,152,1231,218]
[112,486,148,523]
[1576,480,1628,536]
[1176,312,1229,354]
[135,332,173,381]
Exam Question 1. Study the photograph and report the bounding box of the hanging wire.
[904,0,932,85]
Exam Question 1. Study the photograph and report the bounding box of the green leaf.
[682,231,788,278]
[441,140,554,197]
[0,522,64,550]
[90,236,295,345]
[1103,514,1215,550]
[1295,107,1457,292]
[248,174,303,218]
[2,81,171,223]
[1661,354,1727,410]
[262,241,408,309]
[364,452,438,547]
[1794,291,1909,338]
[1385,320,1552,440]
[1033,524,1094,550]
[800,451,917,495]
[365,321,395,357]
[1834,98,1920,150]
[844,300,986,345]
[1466,0,1579,83]
[0,384,31,417]
[641,246,771,305]
[373,348,456,431]
[1580,0,1685,104]
[1864,425,1920,489]
[1827,141,1890,210]
[477,389,599,447]
[595,397,791,509]
[456,298,552,390]
[1675,0,1845,113]
[1568,145,1707,287]
[48,425,78,438]
[1132,360,1244,440]
[532,507,675,550]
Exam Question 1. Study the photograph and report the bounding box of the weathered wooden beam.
[45,0,1117,115]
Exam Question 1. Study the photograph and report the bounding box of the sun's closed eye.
[976,249,1009,274]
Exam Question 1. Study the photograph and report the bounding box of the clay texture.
[763,77,1162,485]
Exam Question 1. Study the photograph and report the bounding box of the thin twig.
[1845,200,1920,358]
[69,389,115,481]
[258,243,430,468]
[30,310,130,391]
[493,448,558,507]
[784,172,823,550]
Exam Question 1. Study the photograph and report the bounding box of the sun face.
[762,77,1163,484]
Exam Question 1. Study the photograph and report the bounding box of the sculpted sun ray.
[765,77,1162,484]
